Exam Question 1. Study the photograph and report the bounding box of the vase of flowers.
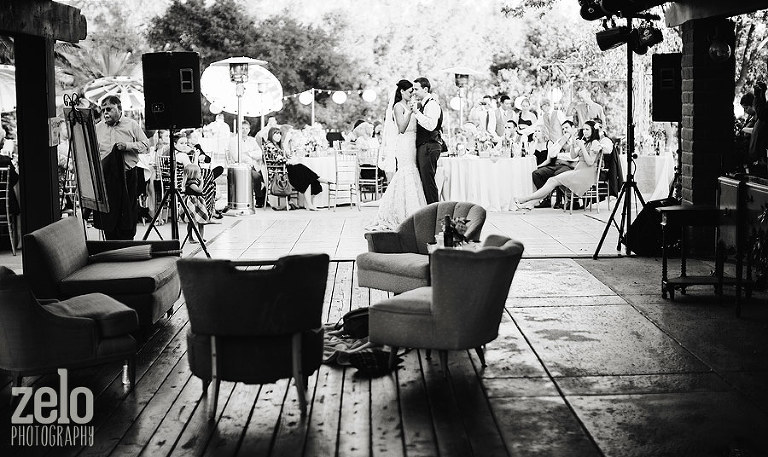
[441,216,471,247]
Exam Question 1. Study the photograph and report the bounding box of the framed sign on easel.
[63,96,109,214]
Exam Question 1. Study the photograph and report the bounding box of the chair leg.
[125,356,137,390]
[8,216,16,256]
[474,346,487,367]
[438,351,448,378]
[209,335,219,421]
[425,349,432,360]
[166,305,174,318]
[388,346,399,369]
[291,333,308,415]
[202,379,210,393]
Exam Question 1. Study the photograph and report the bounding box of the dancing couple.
[368,77,445,230]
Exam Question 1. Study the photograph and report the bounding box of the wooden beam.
[666,0,768,27]
[14,34,59,252]
[0,0,87,43]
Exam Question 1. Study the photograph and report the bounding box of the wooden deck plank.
[236,380,290,457]
[338,261,372,457]
[201,383,261,457]
[322,263,340,324]
[268,374,319,457]
[302,364,344,456]
[79,322,190,457]
[448,352,509,457]
[137,368,205,456]
[165,381,237,457]
[396,350,439,457]
[420,352,474,457]
[109,356,194,456]
[370,373,404,457]
[327,262,354,324]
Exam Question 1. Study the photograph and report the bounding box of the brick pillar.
[680,17,736,205]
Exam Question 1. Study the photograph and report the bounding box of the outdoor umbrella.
[0,65,16,113]
[83,76,144,112]
[200,57,283,117]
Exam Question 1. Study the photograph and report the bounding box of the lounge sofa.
[356,201,486,294]
[23,217,181,327]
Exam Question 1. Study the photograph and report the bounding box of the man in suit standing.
[411,77,445,204]
[495,95,517,138]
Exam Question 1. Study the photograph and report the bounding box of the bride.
[367,79,427,230]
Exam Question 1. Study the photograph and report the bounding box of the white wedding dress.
[368,107,427,230]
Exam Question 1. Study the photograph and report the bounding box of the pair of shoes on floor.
[552,202,564,210]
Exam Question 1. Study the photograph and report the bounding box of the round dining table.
[436,156,537,211]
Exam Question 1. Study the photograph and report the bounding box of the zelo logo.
[10,369,95,447]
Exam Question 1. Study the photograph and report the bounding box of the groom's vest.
[416,98,444,148]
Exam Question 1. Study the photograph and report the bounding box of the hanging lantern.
[298,90,314,105]
[332,91,348,104]
[362,89,377,103]
[209,102,223,114]
[449,96,461,111]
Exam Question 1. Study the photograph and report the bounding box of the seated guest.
[351,121,385,180]
[264,127,329,211]
[516,96,538,142]
[529,124,553,165]
[516,120,602,210]
[228,120,266,207]
[500,119,521,157]
[531,120,578,208]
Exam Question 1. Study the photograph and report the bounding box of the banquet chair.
[356,201,487,294]
[358,148,387,201]
[177,254,329,419]
[0,167,17,255]
[368,235,524,375]
[157,156,186,221]
[0,266,139,395]
[328,149,361,211]
[565,152,610,214]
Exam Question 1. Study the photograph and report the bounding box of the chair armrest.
[364,231,404,253]
[87,239,181,256]
[20,307,99,368]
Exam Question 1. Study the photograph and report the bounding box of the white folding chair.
[565,153,611,214]
[0,167,18,255]
[358,147,387,201]
[328,150,360,211]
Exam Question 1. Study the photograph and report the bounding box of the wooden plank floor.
[0,261,528,457]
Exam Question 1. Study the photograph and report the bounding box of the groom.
[411,77,445,204]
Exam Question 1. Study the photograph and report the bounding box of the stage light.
[596,26,630,51]
[579,0,607,21]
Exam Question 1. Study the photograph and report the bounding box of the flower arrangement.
[441,216,471,245]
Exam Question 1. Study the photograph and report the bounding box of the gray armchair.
[0,267,139,391]
[23,217,181,327]
[177,254,329,419]
[356,201,486,294]
[368,235,524,374]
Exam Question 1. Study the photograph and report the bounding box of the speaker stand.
[142,129,210,258]
[593,16,646,259]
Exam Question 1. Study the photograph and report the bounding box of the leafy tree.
[147,0,363,128]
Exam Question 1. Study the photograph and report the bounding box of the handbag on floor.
[269,171,294,197]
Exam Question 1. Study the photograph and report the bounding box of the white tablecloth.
[617,154,675,200]
[436,156,537,211]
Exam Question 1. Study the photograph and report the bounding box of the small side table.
[656,204,743,311]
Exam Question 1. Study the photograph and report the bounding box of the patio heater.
[229,60,248,163]
[454,73,469,127]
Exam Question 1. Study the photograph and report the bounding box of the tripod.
[593,16,647,259]
[142,129,210,258]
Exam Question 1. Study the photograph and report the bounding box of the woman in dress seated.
[516,120,601,209]
[264,127,328,211]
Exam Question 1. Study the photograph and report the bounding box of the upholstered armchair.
[0,267,139,391]
[23,217,181,327]
[177,254,329,420]
[356,201,486,294]
[368,235,524,374]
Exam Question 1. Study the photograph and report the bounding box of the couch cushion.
[356,252,429,279]
[89,245,152,263]
[45,293,139,338]
[25,217,89,285]
[60,257,178,297]
[371,287,432,315]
